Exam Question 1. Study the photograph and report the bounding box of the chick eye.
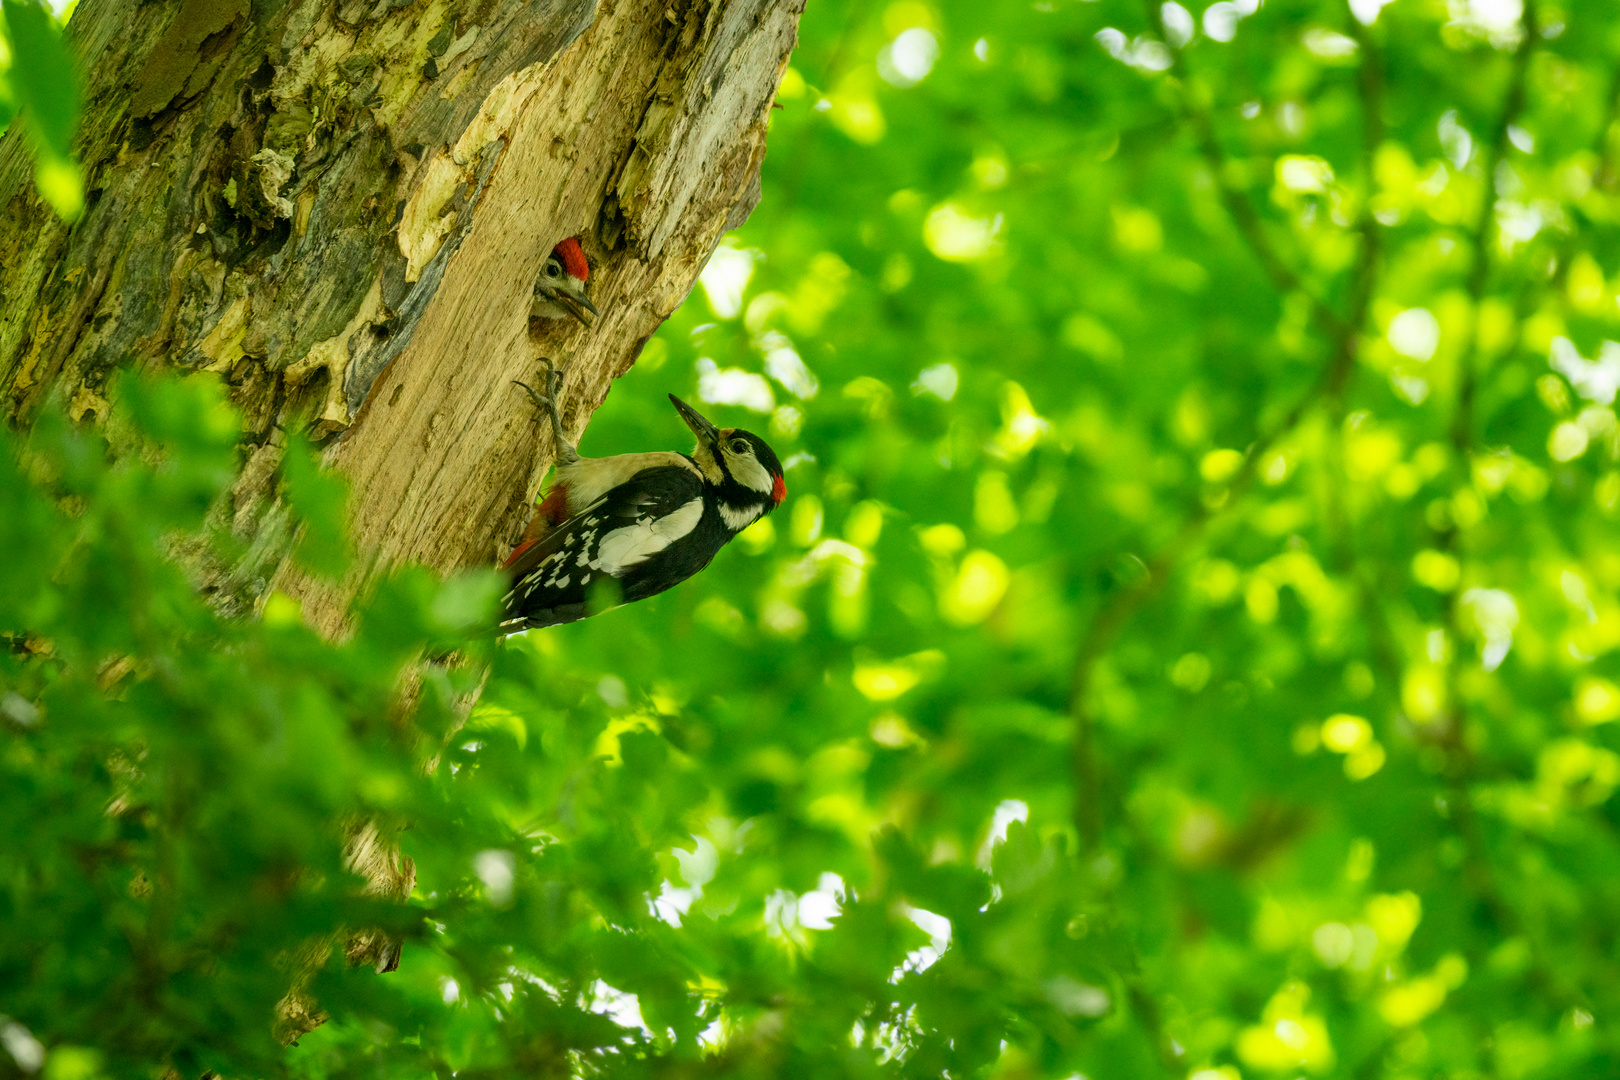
[544,258,562,278]
[729,439,749,454]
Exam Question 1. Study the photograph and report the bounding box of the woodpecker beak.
[557,290,600,326]
[668,394,719,446]
[533,282,601,327]
[550,289,599,327]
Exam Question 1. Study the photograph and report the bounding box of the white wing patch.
[590,496,704,574]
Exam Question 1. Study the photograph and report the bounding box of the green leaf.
[2,0,83,220]
[2,0,77,151]
[33,146,83,220]
[282,431,353,579]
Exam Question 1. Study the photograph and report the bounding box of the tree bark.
[0,0,803,635]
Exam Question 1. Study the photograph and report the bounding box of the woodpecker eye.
[544,258,562,278]
[729,439,749,454]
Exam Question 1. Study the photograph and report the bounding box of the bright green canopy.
[5,0,1620,1077]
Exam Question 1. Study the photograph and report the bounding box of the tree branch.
[1144,0,1348,342]
[1321,0,1599,1024]
[1451,0,1538,455]
[1071,7,1388,848]
[1433,0,1536,891]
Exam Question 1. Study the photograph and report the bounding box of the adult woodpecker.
[531,237,600,326]
[500,362,787,633]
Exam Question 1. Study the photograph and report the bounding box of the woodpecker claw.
[542,356,564,402]
[515,359,579,465]
[512,379,548,413]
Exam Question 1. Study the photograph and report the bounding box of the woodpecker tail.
[497,602,591,636]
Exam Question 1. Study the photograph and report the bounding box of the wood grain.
[0,0,802,632]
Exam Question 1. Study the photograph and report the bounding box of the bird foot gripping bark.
[513,357,579,465]
[503,359,576,561]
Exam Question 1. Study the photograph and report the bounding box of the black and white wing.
[501,465,705,632]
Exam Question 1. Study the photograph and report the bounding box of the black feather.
[502,465,718,632]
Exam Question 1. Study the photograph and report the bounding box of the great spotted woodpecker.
[531,237,599,326]
[500,362,787,633]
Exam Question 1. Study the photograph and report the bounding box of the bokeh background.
[7,0,1620,1077]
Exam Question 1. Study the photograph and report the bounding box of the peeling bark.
[1,0,801,1017]
[0,0,803,637]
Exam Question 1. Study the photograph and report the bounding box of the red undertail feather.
[502,538,535,570]
[536,483,572,527]
[554,237,589,281]
[503,484,573,569]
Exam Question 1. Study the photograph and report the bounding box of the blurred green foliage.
[9,0,1620,1078]
[0,0,84,219]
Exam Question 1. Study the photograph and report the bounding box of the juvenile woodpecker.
[500,363,786,633]
[531,237,600,326]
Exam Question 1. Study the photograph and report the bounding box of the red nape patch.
[772,474,787,505]
[553,236,589,281]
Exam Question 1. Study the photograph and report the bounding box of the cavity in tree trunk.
[0,0,803,638]
[0,0,801,1033]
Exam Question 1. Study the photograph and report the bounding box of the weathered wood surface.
[0,0,803,633]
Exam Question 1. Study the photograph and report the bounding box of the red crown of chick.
[554,236,589,281]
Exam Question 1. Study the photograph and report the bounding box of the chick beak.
[668,394,719,446]
[553,289,599,327]
[566,285,600,321]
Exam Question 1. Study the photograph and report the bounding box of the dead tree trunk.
[0,0,803,636]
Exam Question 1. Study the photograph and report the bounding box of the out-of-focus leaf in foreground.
[9,0,1620,1077]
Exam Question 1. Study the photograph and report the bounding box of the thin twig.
[1066,12,1395,1067]
[1397,0,1588,1018]
[1450,0,1538,454]
[1149,7,1349,342]
[1069,349,1348,842]
[1185,107,1345,342]
[1124,975,1183,1074]
[1433,0,1537,867]
[1072,7,1387,848]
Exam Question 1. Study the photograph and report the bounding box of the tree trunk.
[0,0,803,635]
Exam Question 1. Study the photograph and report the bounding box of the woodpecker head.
[669,394,786,529]
[531,237,599,326]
